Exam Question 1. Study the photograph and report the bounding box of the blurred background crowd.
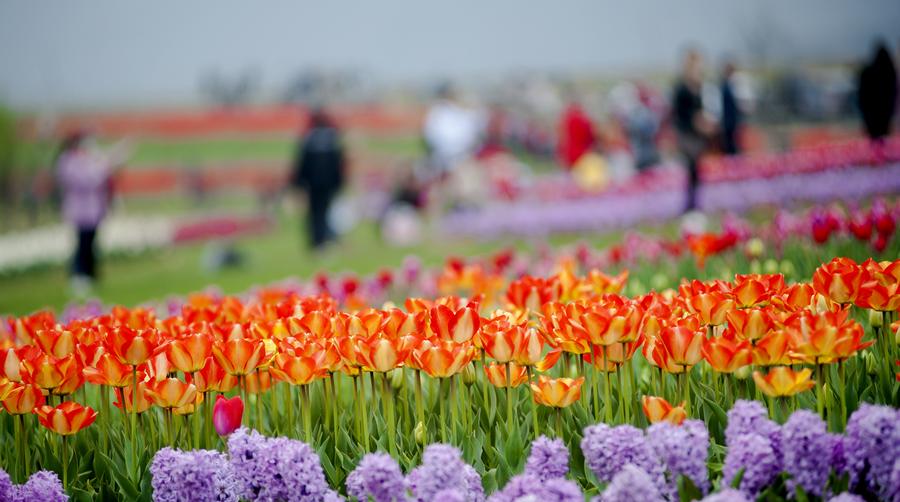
[0,0,898,315]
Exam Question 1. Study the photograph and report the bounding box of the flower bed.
[1,249,898,500]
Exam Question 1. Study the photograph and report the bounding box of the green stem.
[358,375,370,451]
[683,366,692,414]
[301,385,312,443]
[14,414,24,483]
[555,407,563,438]
[505,362,514,435]
[439,379,448,443]
[382,373,397,456]
[838,360,847,431]
[526,366,540,440]
[62,434,68,490]
[284,384,294,437]
[592,345,601,421]
[449,376,460,442]
[100,385,109,454]
[130,366,139,482]
[352,375,362,443]
[329,372,339,449]
[414,370,425,437]
[603,348,612,424]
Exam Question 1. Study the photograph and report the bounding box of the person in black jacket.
[291,108,345,249]
[858,42,898,142]
[672,49,716,213]
[720,60,742,155]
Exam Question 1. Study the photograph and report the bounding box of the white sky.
[1,0,898,109]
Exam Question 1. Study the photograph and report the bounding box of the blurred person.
[557,89,596,169]
[291,107,345,250]
[55,130,129,295]
[609,82,662,171]
[672,48,716,213]
[857,41,898,142]
[720,60,743,155]
[423,83,484,175]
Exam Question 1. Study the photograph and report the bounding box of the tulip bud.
[779,260,795,277]
[733,366,751,380]
[745,238,764,258]
[869,309,884,328]
[213,395,244,436]
[390,368,404,390]
[650,274,668,291]
[763,259,779,274]
[414,421,426,444]
[865,352,878,376]
[749,260,761,275]
[461,364,476,386]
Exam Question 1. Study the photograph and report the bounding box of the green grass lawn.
[0,215,630,316]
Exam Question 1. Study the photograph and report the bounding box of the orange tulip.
[429,305,480,343]
[732,274,784,307]
[212,338,266,376]
[752,366,815,397]
[269,353,325,385]
[356,335,411,373]
[812,257,863,304]
[585,269,629,295]
[540,311,591,355]
[484,362,529,388]
[32,327,76,358]
[855,281,900,312]
[776,283,816,311]
[725,308,774,342]
[414,340,476,378]
[641,396,687,425]
[702,335,752,373]
[0,346,37,382]
[481,321,520,363]
[505,275,561,311]
[657,325,705,369]
[36,401,97,435]
[114,381,152,414]
[751,330,793,366]
[784,309,871,364]
[108,327,158,366]
[2,383,45,414]
[0,378,12,400]
[166,334,213,374]
[244,370,272,394]
[144,377,198,409]
[83,352,133,387]
[530,375,584,408]
[21,353,82,395]
[686,292,734,326]
[190,357,237,393]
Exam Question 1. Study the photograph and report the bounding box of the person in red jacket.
[557,97,596,170]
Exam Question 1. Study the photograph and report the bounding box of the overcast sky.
[1,0,898,109]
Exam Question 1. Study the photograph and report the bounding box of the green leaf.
[678,475,703,502]
[730,467,745,490]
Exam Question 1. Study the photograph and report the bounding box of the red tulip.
[213,395,244,436]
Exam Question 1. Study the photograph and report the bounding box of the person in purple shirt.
[55,130,130,293]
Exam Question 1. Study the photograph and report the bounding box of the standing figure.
[56,130,128,295]
[292,108,345,249]
[672,49,716,213]
[423,83,484,176]
[858,42,898,142]
[557,92,596,170]
[720,60,743,155]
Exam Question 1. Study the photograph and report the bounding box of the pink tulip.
[213,395,243,436]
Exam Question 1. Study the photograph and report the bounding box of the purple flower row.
[0,469,67,502]
[441,163,900,238]
[146,400,898,502]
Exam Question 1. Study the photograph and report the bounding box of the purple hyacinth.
[345,453,405,502]
[525,435,570,481]
[829,433,848,476]
[827,494,865,502]
[843,403,900,499]
[433,488,467,502]
[488,474,582,502]
[781,410,832,498]
[599,464,664,502]
[647,419,710,495]
[725,400,782,460]
[322,491,344,502]
[405,444,483,502]
[150,447,238,502]
[580,424,666,494]
[15,470,67,502]
[0,468,14,502]
[888,457,900,502]
[699,488,751,502]
[722,433,781,498]
[227,428,331,502]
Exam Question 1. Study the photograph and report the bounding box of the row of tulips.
[51,198,899,328]
[138,399,896,501]
[0,252,898,498]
